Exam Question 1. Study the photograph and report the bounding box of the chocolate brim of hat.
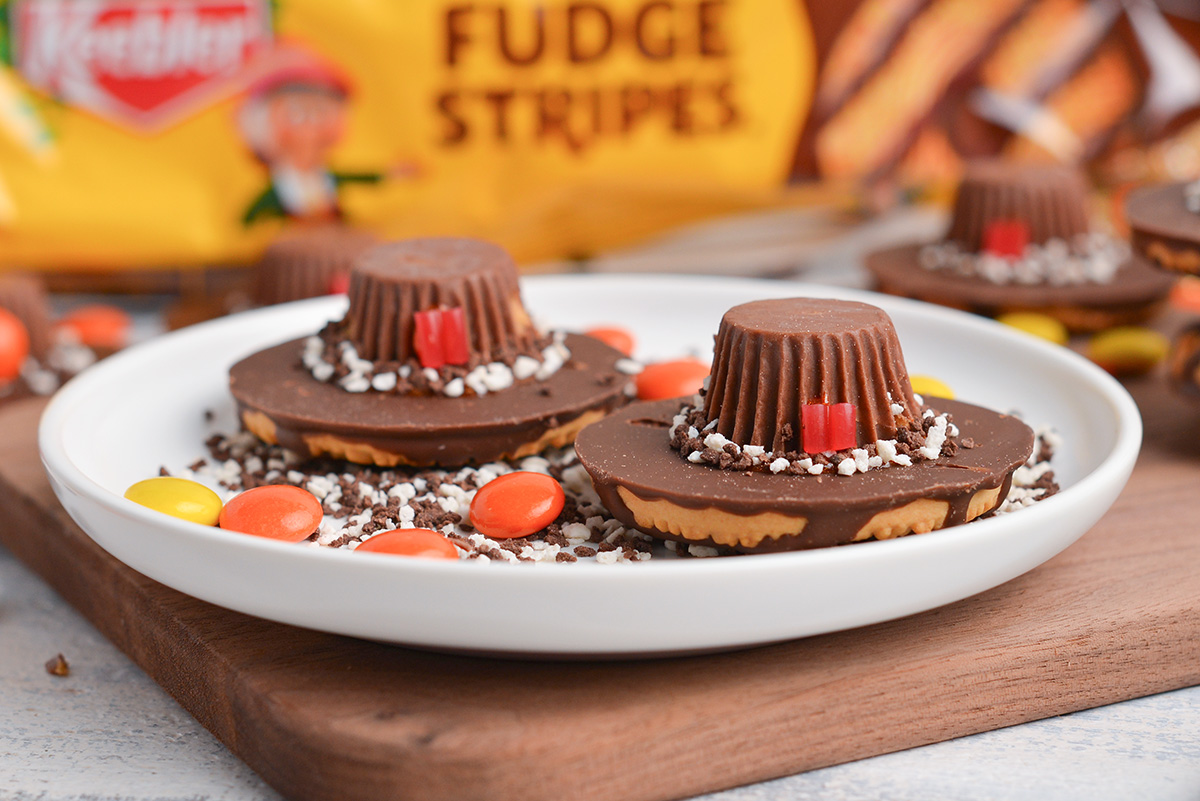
[575,397,1032,553]
[230,333,630,467]
[865,245,1174,324]
[1127,182,1200,276]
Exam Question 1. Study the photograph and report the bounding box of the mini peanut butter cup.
[345,238,538,365]
[230,237,632,467]
[253,224,377,306]
[867,161,1173,333]
[575,297,1035,554]
[705,299,919,451]
[947,161,1089,251]
[0,272,53,359]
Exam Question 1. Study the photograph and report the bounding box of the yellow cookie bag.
[0,0,816,271]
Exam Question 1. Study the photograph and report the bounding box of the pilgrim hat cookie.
[866,161,1174,333]
[575,298,1035,554]
[230,237,635,467]
[1125,181,1200,277]
[253,223,378,306]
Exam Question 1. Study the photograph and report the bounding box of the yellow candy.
[1087,327,1169,376]
[909,375,955,400]
[124,477,223,526]
[996,313,1069,346]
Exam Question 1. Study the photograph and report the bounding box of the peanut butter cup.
[253,224,378,306]
[867,161,1173,332]
[705,299,921,451]
[231,237,633,467]
[575,298,1035,553]
[1125,181,1200,277]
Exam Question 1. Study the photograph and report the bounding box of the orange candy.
[355,528,460,560]
[635,358,710,400]
[585,326,636,356]
[0,308,30,381]
[58,304,131,350]
[469,472,565,539]
[218,485,323,542]
[1171,277,1200,314]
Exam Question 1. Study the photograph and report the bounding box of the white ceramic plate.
[39,276,1140,656]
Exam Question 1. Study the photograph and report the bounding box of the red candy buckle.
[801,404,829,454]
[802,402,858,453]
[440,307,470,366]
[413,309,446,369]
[827,402,857,451]
[327,273,350,295]
[982,219,1030,259]
[413,306,471,368]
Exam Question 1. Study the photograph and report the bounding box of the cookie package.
[0,0,1198,275]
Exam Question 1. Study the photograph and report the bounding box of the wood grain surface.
[2,375,1199,801]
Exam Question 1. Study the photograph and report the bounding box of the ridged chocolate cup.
[703,299,921,452]
[253,224,378,306]
[947,160,1090,250]
[344,238,538,365]
[0,272,53,359]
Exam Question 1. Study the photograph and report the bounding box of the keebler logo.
[11,0,271,130]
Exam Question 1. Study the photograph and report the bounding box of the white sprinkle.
[562,522,591,542]
[595,549,623,565]
[688,452,704,463]
[339,375,370,393]
[519,456,552,474]
[704,433,730,452]
[615,358,643,375]
[312,362,335,382]
[512,355,540,380]
[482,362,514,392]
[535,346,564,380]
[852,448,870,473]
[388,483,416,502]
[837,458,857,476]
[687,544,720,558]
[769,457,790,473]
[371,372,398,392]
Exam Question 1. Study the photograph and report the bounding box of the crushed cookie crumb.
[45,654,70,677]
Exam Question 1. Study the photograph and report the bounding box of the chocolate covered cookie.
[1126,181,1200,277]
[231,238,634,467]
[575,298,1035,554]
[867,161,1174,332]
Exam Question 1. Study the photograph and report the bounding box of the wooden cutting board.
[3,376,1200,801]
